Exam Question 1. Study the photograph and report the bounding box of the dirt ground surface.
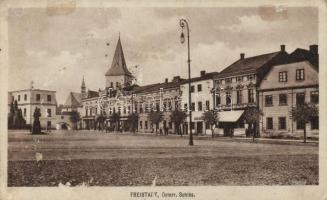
[8,130,318,186]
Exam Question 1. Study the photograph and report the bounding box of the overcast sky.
[8,7,318,104]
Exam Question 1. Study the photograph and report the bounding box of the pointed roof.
[64,92,82,108]
[105,37,133,77]
[81,76,86,88]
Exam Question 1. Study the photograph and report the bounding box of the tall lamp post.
[179,19,193,146]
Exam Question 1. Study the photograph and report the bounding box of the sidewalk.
[194,135,318,146]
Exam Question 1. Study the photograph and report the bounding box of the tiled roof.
[64,92,82,107]
[289,48,318,69]
[105,38,133,77]
[215,52,281,78]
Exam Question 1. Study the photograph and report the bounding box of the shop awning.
[219,110,244,122]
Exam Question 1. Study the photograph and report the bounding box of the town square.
[6,6,319,187]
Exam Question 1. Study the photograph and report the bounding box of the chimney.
[172,76,181,83]
[165,78,168,83]
[280,44,285,52]
[240,53,245,60]
[309,44,318,54]
[200,70,206,77]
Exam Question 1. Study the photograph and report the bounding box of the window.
[36,94,41,101]
[311,91,319,104]
[248,75,253,81]
[191,103,195,111]
[279,94,287,105]
[265,95,273,106]
[226,92,231,105]
[139,105,143,113]
[225,78,231,84]
[215,94,221,106]
[123,107,126,114]
[184,103,188,111]
[23,108,26,117]
[113,107,116,114]
[248,89,254,103]
[95,108,97,115]
[197,84,202,92]
[18,95,20,101]
[145,121,148,129]
[116,82,119,88]
[190,86,195,93]
[205,100,210,111]
[279,71,288,82]
[128,106,131,113]
[139,121,143,129]
[47,95,51,102]
[118,107,121,114]
[237,76,242,82]
[198,101,202,111]
[237,90,242,104]
[169,121,172,129]
[296,93,305,105]
[168,101,172,111]
[297,121,305,130]
[278,117,286,130]
[24,94,27,101]
[47,109,52,117]
[85,108,88,116]
[296,69,305,81]
[267,118,273,130]
[110,82,113,88]
[311,116,319,130]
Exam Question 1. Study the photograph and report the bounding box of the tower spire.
[81,76,86,98]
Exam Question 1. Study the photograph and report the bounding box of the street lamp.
[179,18,193,146]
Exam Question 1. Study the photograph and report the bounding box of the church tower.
[81,76,87,99]
[105,36,133,90]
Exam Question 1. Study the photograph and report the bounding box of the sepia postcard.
[0,0,326,200]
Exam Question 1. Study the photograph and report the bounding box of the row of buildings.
[8,37,319,138]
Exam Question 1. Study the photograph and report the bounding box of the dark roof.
[64,92,82,107]
[289,48,318,69]
[105,37,133,77]
[186,72,219,83]
[215,52,281,78]
[87,90,99,98]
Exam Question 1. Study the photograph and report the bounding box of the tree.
[95,113,106,131]
[32,107,41,134]
[202,110,219,138]
[110,112,120,131]
[170,110,187,136]
[291,103,318,143]
[127,113,139,134]
[69,111,81,130]
[8,100,26,129]
[244,107,263,141]
[149,111,163,135]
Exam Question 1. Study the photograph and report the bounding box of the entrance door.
[197,122,203,134]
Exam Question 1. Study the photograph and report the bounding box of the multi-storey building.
[258,45,319,138]
[135,76,185,134]
[81,36,135,130]
[180,70,218,135]
[212,45,289,136]
[8,87,58,129]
